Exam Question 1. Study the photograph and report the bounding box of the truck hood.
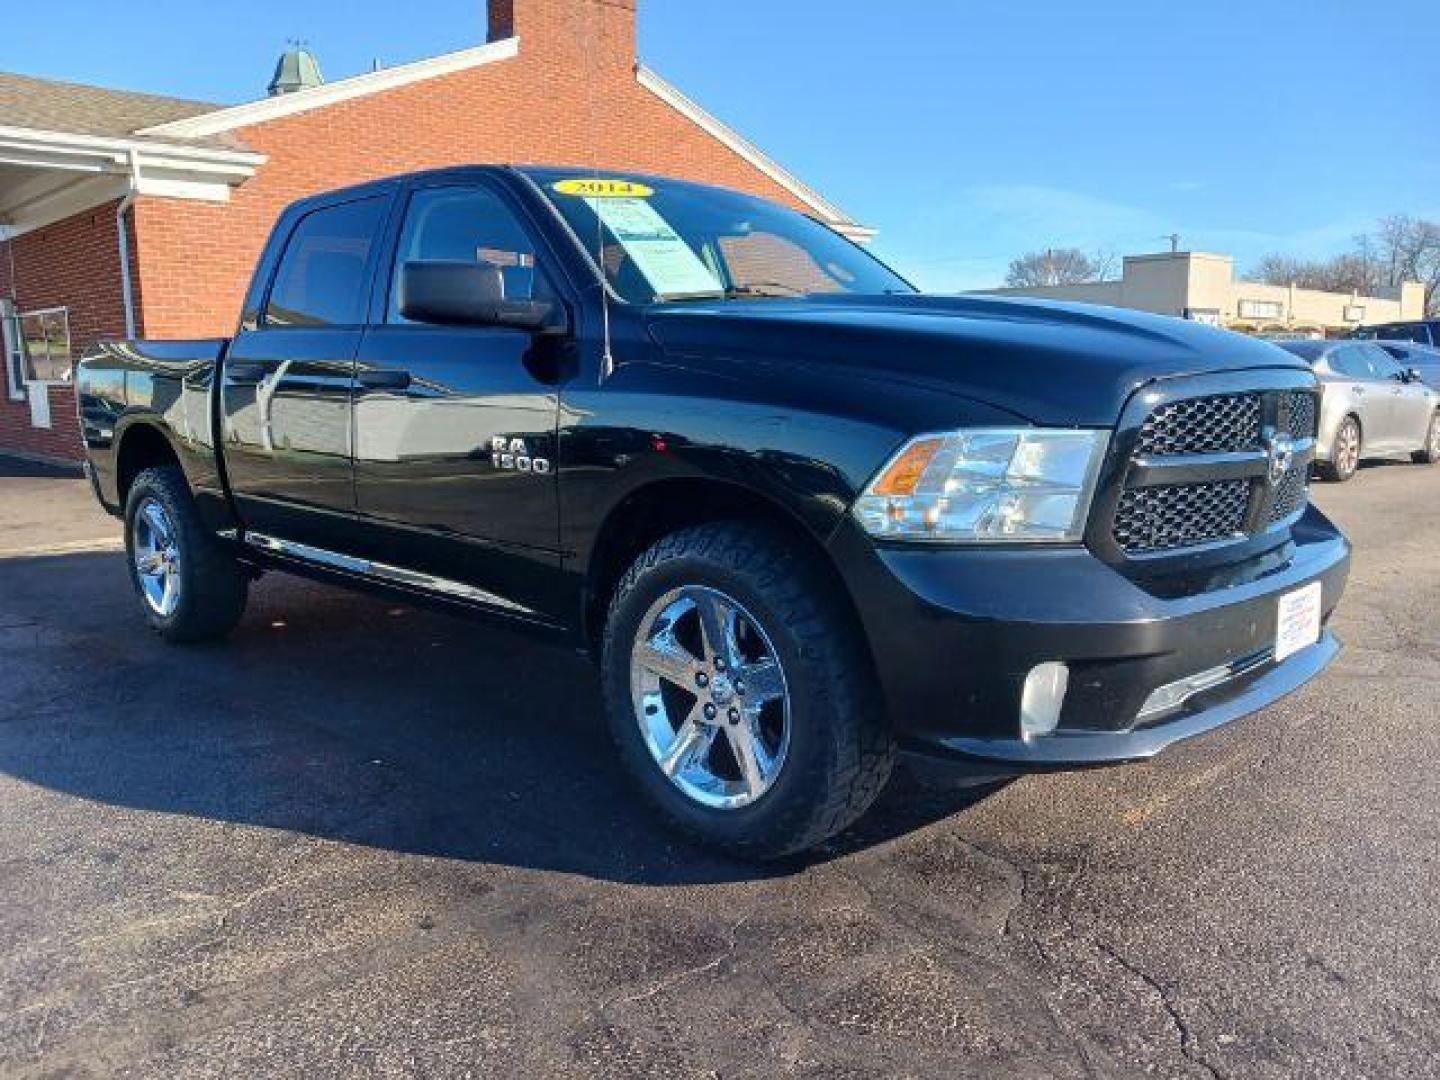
[644,293,1309,426]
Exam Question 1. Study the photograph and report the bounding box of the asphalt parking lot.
[1,455,1437,1079]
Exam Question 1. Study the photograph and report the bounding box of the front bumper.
[829,505,1350,769]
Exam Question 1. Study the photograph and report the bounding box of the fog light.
[1021,662,1069,741]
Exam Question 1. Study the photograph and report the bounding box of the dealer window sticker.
[573,194,723,298]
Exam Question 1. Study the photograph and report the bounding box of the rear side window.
[266,197,387,327]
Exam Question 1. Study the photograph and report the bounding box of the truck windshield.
[528,171,914,304]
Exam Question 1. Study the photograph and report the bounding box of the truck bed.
[77,339,230,518]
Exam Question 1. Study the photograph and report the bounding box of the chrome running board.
[243,531,535,616]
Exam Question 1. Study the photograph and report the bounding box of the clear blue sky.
[6,1,1438,290]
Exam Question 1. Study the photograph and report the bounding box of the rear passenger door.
[221,193,390,546]
[1370,347,1434,447]
[347,179,568,620]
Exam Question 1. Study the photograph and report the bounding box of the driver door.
[347,179,567,620]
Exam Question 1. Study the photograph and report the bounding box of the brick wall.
[0,206,138,462]
[133,0,819,338]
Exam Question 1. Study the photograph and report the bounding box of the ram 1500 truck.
[77,166,1351,858]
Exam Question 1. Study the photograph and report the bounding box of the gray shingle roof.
[0,71,235,145]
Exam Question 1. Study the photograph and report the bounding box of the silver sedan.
[1276,339,1440,482]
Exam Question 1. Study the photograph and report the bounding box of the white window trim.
[13,305,75,388]
[1,299,25,401]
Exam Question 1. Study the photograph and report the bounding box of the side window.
[1365,346,1403,380]
[388,185,549,324]
[1331,345,1372,379]
[265,197,387,328]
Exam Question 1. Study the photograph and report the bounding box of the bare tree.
[1252,215,1440,315]
[1005,248,1109,288]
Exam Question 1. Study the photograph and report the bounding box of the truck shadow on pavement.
[0,550,1003,886]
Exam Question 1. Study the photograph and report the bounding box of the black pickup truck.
[77,165,1350,858]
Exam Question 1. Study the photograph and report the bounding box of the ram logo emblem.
[491,437,552,475]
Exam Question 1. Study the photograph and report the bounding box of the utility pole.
[1163,233,1181,254]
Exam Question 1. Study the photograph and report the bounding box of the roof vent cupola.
[268,42,324,96]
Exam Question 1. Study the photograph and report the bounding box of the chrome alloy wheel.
[131,497,182,617]
[1336,420,1361,476]
[630,586,791,809]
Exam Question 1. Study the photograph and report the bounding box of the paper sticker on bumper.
[1276,582,1322,663]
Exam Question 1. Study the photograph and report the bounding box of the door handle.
[357,368,412,391]
[226,361,268,385]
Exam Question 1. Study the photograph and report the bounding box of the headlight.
[852,428,1109,543]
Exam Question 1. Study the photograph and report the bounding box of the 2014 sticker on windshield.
[553,178,654,199]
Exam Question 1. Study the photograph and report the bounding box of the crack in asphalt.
[996,841,1226,1080]
[1093,940,1223,1080]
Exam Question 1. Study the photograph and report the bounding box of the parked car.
[1375,340,1440,390]
[76,166,1351,859]
[1352,319,1440,347]
[1275,340,1440,481]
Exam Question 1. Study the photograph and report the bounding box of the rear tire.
[1319,416,1361,482]
[601,521,894,860]
[124,466,248,642]
[1413,412,1440,465]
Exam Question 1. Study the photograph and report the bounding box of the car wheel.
[601,521,894,860]
[124,465,248,642]
[1320,416,1361,482]
[1413,412,1440,465]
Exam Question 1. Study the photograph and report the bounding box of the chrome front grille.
[1110,382,1319,557]
[1268,466,1309,523]
[1114,479,1251,553]
[1136,393,1262,456]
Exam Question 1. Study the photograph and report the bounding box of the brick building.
[0,0,868,463]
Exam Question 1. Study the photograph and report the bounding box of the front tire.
[124,466,248,642]
[1319,416,1361,482]
[1413,412,1440,465]
[601,522,894,860]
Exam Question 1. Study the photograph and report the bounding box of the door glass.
[1331,346,1371,379]
[265,197,387,327]
[1363,345,1403,380]
[389,186,550,323]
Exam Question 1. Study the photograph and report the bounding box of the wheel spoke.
[738,658,784,704]
[157,571,178,616]
[636,635,701,689]
[695,592,739,667]
[658,710,715,778]
[142,502,172,545]
[725,720,769,798]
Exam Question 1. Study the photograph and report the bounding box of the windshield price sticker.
[586,197,723,297]
[553,178,654,199]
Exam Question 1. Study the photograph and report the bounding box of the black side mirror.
[398,260,565,334]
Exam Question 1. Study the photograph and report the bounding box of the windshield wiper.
[654,283,807,303]
[723,282,808,299]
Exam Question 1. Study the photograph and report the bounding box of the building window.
[1237,299,1284,321]
[13,307,75,383]
[1185,308,1221,326]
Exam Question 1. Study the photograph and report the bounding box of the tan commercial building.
[975,251,1426,336]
